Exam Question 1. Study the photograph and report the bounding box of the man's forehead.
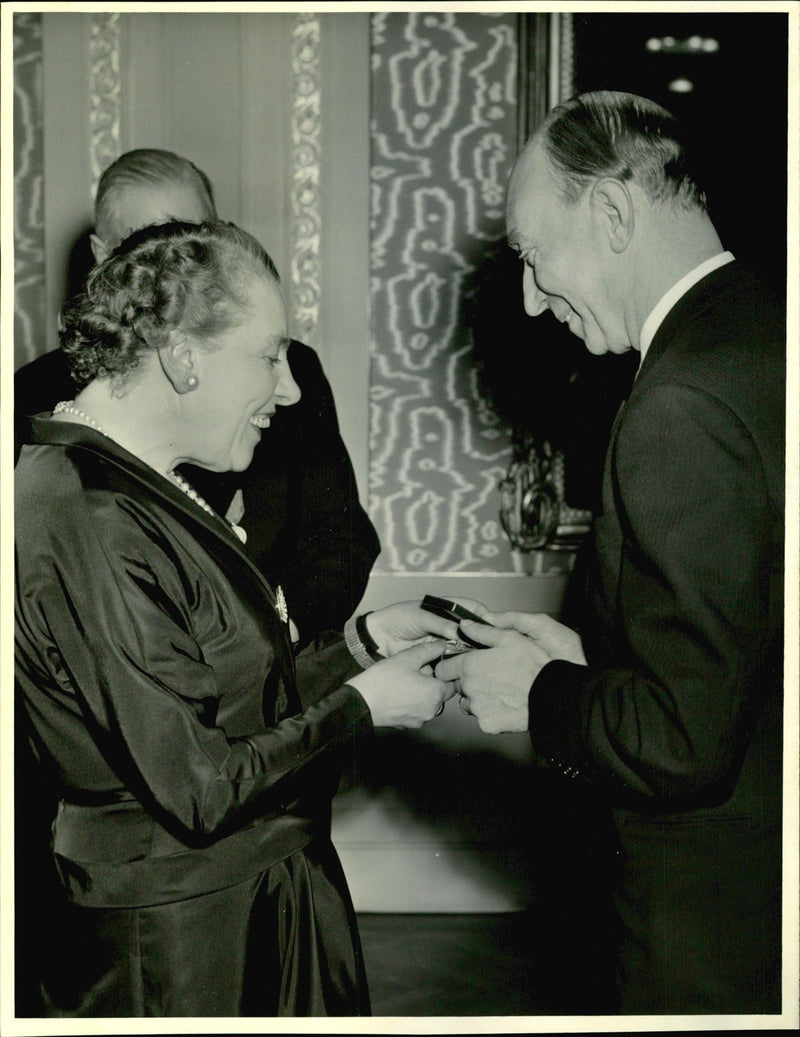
[505,137,559,233]
[510,136,552,198]
[114,183,209,241]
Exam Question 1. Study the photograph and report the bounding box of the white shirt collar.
[638,251,735,363]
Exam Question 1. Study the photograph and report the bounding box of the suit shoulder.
[15,349,74,414]
[287,339,327,385]
[701,265,784,351]
[649,266,785,391]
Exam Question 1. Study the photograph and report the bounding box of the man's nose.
[522,264,549,317]
[276,361,302,407]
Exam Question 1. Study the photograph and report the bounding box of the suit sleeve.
[529,382,781,806]
[14,349,76,463]
[16,500,373,841]
[279,345,380,642]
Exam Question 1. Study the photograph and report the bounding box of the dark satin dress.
[15,418,373,1017]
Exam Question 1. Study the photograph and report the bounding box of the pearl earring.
[186,375,198,390]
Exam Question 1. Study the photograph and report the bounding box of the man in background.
[438,91,785,1014]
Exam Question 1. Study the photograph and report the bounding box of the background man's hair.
[543,90,707,212]
[94,148,218,246]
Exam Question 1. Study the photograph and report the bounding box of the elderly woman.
[15,221,459,1018]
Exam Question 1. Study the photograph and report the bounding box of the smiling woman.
[57,220,301,476]
[14,218,462,1018]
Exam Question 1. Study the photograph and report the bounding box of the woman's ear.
[158,331,199,394]
[89,233,111,264]
[590,178,634,254]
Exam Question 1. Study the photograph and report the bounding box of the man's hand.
[434,625,546,733]
[365,598,489,657]
[348,640,458,728]
[479,611,587,666]
[434,613,586,734]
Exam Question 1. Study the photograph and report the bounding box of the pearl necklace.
[53,400,108,435]
[52,400,248,544]
[167,471,248,544]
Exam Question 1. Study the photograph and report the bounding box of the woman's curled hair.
[58,221,280,389]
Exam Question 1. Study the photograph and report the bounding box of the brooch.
[275,585,289,624]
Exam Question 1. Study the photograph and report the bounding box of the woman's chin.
[226,425,265,471]
[230,444,259,472]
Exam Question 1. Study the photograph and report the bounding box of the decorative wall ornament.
[88,12,121,203]
[290,13,322,349]
[369,12,519,572]
[13,12,46,368]
[499,439,591,553]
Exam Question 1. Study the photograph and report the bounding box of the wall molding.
[290,13,322,349]
[553,12,574,106]
[88,11,121,201]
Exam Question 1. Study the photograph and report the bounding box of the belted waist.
[53,798,326,909]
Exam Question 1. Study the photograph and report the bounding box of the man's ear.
[590,178,634,254]
[158,330,199,394]
[89,233,111,264]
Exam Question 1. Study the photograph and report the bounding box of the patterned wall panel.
[88,13,121,201]
[369,12,519,572]
[13,13,46,370]
[290,13,322,350]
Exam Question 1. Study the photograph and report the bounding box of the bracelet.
[344,612,384,670]
[356,612,385,662]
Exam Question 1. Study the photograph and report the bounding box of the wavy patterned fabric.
[369,12,519,572]
[13,13,46,370]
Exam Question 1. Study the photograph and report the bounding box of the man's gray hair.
[94,148,217,247]
[543,90,707,212]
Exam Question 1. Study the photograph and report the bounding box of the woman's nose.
[522,264,549,318]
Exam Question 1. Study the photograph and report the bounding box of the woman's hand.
[348,640,457,728]
[364,598,490,657]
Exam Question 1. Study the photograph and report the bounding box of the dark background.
[573,12,788,294]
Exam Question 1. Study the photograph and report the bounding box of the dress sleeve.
[293,630,367,709]
[529,382,780,805]
[23,496,373,839]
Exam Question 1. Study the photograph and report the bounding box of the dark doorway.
[572,12,789,294]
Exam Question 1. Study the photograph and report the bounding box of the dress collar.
[29,415,249,555]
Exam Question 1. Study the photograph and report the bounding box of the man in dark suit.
[437,91,785,1014]
[14,148,380,645]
